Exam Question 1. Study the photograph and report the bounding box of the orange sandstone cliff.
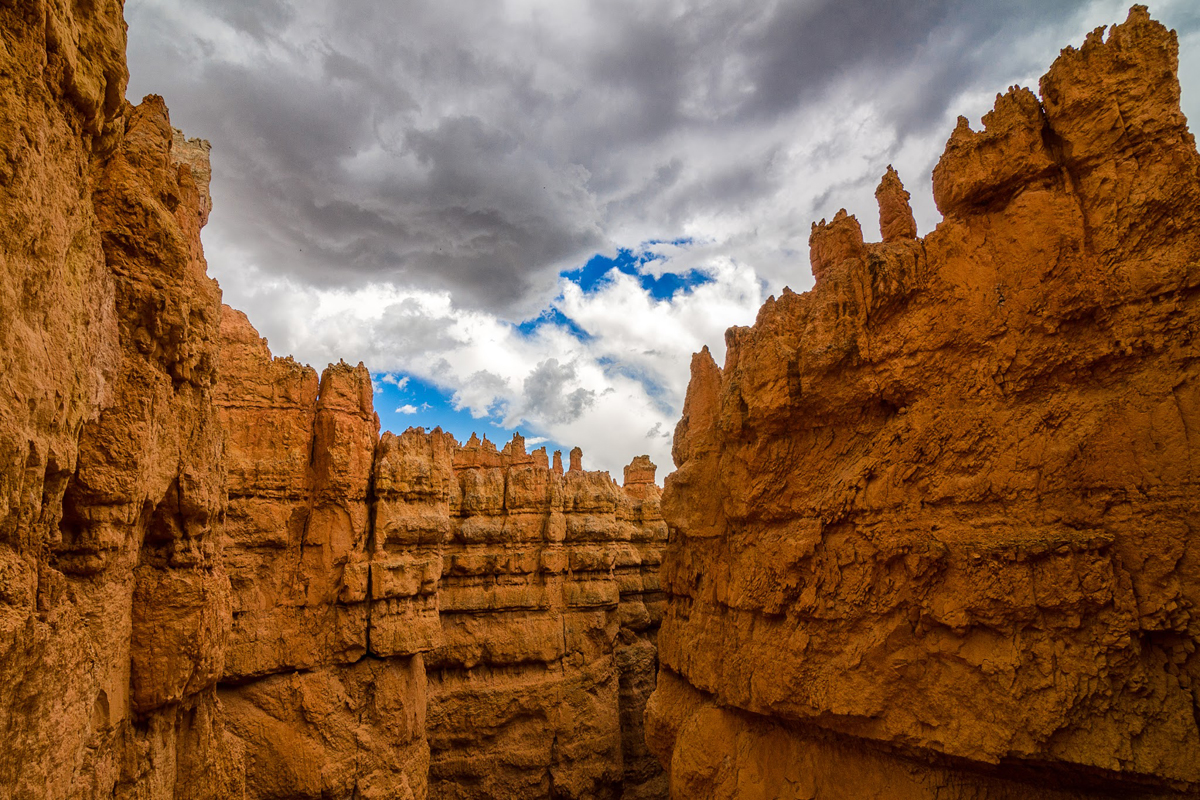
[214,307,669,798]
[0,0,244,793]
[645,7,1200,799]
[0,1,668,796]
[5,0,1200,798]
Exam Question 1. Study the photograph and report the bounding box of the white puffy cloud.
[124,0,1200,478]
[223,244,765,476]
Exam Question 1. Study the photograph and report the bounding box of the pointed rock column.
[875,165,918,243]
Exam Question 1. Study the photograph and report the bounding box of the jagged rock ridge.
[1,0,242,790]
[0,1,668,795]
[645,7,1200,799]
[217,307,668,799]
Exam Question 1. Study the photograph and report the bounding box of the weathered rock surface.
[0,2,668,795]
[214,308,431,800]
[214,309,670,799]
[646,7,1200,799]
[0,0,241,793]
[399,433,667,800]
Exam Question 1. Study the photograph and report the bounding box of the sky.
[124,0,1200,478]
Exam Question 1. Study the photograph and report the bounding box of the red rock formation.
[876,164,918,243]
[0,4,669,795]
[0,0,242,791]
[214,308,431,799]
[646,7,1200,798]
[214,310,668,799]
[412,433,667,799]
[18,1,1198,798]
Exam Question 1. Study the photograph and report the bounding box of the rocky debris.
[646,7,1200,799]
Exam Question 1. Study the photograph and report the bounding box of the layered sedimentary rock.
[646,7,1200,799]
[410,435,667,800]
[214,309,430,800]
[214,308,667,799]
[0,3,667,795]
[0,0,242,792]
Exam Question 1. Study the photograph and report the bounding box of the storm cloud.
[123,0,1200,473]
[127,0,1200,308]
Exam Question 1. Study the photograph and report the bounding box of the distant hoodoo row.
[218,306,667,798]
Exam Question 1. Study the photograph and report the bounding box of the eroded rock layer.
[0,2,668,795]
[214,309,432,799]
[214,309,668,799]
[407,437,667,799]
[1,0,242,792]
[646,7,1200,799]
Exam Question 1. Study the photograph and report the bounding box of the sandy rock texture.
[0,1,668,795]
[0,0,241,794]
[409,435,667,800]
[215,308,668,799]
[645,7,1200,799]
[215,308,430,800]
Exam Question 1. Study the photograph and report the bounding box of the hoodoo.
[2,1,1199,798]
[217,308,667,798]
[0,2,666,794]
[645,6,1200,799]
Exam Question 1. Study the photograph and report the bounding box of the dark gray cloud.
[125,0,1200,319]
[523,359,595,424]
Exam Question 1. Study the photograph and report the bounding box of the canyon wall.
[8,0,1200,797]
[0,0,243,793]
[380,430,667,799]
[645,6,1200,799]
[214,308,668,799]
[0,2,666,796]
[215,309,431,800]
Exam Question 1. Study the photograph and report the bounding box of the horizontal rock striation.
[404,434,667,799]
[214,307,669,799]
[215,308,431,799]
[0,2,668,795]
[646,6,1200,799]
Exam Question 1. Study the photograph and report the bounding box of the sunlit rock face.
[213,308,670,797]
[0,0,241,791]
[7,0,1198,797]
[215,308,670,799]
[215,309,431,800]
[0,2,668,795]
[646,6,1200,799]
[380,429,668,799]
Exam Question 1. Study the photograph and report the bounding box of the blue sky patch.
[373,371,569,458]
[560,244,712,301]
[515,307,591,340]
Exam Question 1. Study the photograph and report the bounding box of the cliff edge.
[646,7,1200,798]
